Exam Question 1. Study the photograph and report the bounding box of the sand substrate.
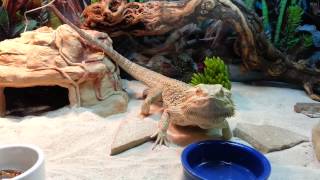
[0,80,319,179]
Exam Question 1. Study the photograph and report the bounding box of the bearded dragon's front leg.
[151,109,170,149]
[221,120,232,140]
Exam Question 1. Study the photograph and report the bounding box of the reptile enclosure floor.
[0,80,319,179]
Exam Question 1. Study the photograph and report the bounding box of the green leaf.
[11,19,38,37]
[283,5,303,49]
[244,0,255,9]
[303,34,313,48]
[49,11,62,29]
[291,0,299,5]
[261,0,270,37]
[0,7,10,35]
[273,0,288,45]
[25,19,38,30]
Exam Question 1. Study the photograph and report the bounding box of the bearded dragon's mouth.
[208,108,234,118]
[216,109,234,118]
[192,98,235,117]
[185,105,234,120]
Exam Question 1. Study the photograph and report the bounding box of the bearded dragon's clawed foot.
[151,129,170,150]
[151,110,171,149]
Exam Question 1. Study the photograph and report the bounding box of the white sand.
[0,80,319,179]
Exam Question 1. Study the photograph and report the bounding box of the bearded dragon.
[51,6,235,148]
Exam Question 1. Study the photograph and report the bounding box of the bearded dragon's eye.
[196,88,202,96]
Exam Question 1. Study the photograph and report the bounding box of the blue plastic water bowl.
[181,140,271,180]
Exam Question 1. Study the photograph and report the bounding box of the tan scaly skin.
[50,5,235,148]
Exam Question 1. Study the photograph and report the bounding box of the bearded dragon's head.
[181,84,234,129]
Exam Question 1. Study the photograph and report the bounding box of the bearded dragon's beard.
[180,100,234,129]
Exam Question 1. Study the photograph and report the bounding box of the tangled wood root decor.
[81,0,320,101]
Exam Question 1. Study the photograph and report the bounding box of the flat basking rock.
[294,103,320,118]
[312,121,320,161]
[233,123,308,153]
[110,118,157,155]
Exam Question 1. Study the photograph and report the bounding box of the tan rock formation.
[0,25,128,117]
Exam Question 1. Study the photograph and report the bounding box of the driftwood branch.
[79,0,320,101]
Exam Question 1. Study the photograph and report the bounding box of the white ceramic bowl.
[0,144,45,180]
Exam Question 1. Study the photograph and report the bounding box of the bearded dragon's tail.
[49,5,167,87]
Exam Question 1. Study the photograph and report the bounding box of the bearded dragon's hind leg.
[221,120,232,140]
[151,109,170,149]
[141,88,162,115]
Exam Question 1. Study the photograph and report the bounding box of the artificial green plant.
[247,0,313,51]
[0,1,38,41]
[302,34,313,48]
[191,57,231,90]
[273,0,288,45]
[261,0,270,38]
[244,0,255,9]
[280,4,304,49]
